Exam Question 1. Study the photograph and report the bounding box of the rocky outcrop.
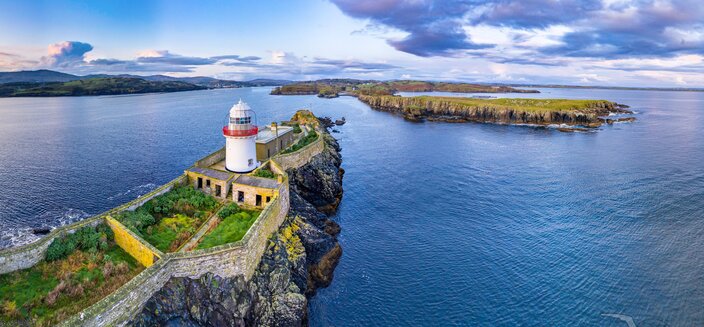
[130,131,343,327]
[358,95,634,127]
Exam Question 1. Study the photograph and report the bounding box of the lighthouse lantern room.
[223,99,259,173]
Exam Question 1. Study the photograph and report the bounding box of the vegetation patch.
[252,168,276,179]
[117,186,219,252]
[0,223,143,326]
[196,203,261,250]
[281,130,318,154]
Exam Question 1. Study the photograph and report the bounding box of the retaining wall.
[106,217,162,267]
[272,135,325,170]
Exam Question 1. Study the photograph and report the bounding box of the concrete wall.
[107,217,162,267]
[193,147,226,168]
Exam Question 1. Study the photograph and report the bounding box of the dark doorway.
[238,191,245,202]
[206,179,211,188]
[266,196,271,203]
[197,177,203,189]
[256,194,262,207]
[215,185,221,197]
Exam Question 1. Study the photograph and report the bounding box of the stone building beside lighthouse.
[184,99,294,206]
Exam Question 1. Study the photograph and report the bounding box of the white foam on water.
[107,183,157,201]
[0,207,91,249]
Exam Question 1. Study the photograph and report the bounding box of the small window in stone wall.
[206,179,211,187]
[238,191,244,202]
[266,196,271,203]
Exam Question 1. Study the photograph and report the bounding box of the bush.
[282,130,318,154]
[218,203,241,219]
[253,168,276,179]
[45,224,110,261]
[292,124,302,134]
[118,210,155,232]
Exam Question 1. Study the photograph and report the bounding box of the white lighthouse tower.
[223,99,259,173]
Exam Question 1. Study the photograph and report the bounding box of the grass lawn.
[140,214,203,252]
[0,242,142,326]
[196,204,261,250]
[117,186,219,252]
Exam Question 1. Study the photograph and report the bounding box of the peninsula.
[0,103,343,326]
[359,95,634,127]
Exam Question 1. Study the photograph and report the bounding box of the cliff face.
[130,134,343,327]
[358,95,633,127]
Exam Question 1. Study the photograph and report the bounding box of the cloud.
[135,50,217,65]
[331,0,491,57]
[330,0,704,60]
[41,41,93,67]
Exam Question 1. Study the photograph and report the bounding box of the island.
[0,77,206,97]
[0,70,293,98]
[358,95,634,128]
[270,79,539,97]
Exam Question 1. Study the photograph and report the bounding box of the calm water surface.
[0,87,703,325]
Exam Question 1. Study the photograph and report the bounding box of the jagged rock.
[287,134,344,214]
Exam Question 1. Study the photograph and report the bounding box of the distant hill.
[0,70,81,83]
[0,77,205,97]
[0,70,289,88]
[271,79,539,97]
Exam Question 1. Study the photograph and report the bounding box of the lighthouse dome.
[229,99,251,118]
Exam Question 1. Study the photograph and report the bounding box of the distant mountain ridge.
[0,70,292,87]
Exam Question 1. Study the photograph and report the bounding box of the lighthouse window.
[248,159,254,166]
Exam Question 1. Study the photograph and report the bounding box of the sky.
[0,0,703,87]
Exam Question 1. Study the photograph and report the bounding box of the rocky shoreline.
[130,133,344,326]
[358,95,634,128]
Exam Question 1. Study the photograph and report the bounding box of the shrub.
[253,168,276,179]
[218,203,241,219]
[102,261,115,278]
[292,124,302,134]
[118,210,155,232]
[45,224,110,261]
[2,300,18,317]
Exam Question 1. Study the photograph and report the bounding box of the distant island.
[0,78,206,97]
[358,95,634,128]
[0,70,291,98]
[270,79,539,97]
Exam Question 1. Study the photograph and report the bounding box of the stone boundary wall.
[0,175,185,275]
[61,162,291,327]
[193,147,226,168]
[272,135,325,170]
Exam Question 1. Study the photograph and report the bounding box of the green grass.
[196,208,261,250]
[140,214,200,252]
[281,130,318,154]
[0,242,142,326]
